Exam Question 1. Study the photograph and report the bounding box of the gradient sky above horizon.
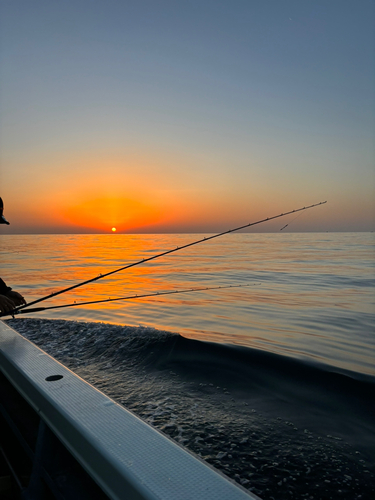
[0,0,374,234]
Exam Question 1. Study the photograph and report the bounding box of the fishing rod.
[1,284,254,317]
[14,201,326,312]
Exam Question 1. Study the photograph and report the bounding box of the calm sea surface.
[2,232,375,499]
[1,232,374,375]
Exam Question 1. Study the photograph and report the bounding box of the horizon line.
[1,230,374,236]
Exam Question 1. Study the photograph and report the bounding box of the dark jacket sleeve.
[0,278,12,294]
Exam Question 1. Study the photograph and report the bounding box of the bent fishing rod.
[14,201,326,313]
[1,284,253,317]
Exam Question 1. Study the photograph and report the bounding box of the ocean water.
[1,232,375,499]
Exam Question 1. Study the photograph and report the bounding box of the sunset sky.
[0,0,374,233]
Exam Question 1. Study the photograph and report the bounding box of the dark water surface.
[2,232,375,498]
[7,318,375,500]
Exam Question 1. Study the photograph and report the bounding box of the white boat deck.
[0,320,260,499]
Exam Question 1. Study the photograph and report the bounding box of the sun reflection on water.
[1,232,374,375]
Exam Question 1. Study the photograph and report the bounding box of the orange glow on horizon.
[62,196,165,232]
[0,145,346,233]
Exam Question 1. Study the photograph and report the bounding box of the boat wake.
[7,318,375,500]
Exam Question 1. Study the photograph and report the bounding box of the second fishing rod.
[1,284,254,317]
[14,201,326,313]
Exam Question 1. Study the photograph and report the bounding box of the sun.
[111,227,117,232]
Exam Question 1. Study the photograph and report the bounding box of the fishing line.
[13,201,326,313]
[1,284,255,317]
[280,210,306,231]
